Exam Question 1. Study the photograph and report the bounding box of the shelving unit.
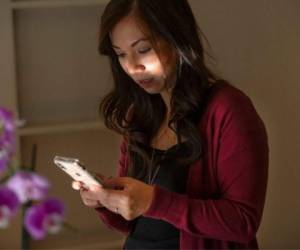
[0,0,124,249]
[11,0,109,9]
[18,120,105,136]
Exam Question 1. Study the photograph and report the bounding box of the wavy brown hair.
[98,0,223,179]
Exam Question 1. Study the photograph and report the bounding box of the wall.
[188,0,300,248]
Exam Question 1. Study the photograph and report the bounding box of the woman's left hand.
[89,177,154,221]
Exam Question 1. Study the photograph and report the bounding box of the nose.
[123,55,145,75]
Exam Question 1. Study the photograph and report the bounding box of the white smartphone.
[53,155,103,189]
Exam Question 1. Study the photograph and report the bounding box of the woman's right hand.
[72,173,107,209]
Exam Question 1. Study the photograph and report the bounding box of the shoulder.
[207,80,253,111]
[201,80,268,153]
[203,80,260,122]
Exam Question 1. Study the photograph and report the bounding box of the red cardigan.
[96,81,269,249]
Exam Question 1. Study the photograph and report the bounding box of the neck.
[160,88,172,119]
[160,65,178,117]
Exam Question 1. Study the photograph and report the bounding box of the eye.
[116,52,125,58]
[138,48,152,54]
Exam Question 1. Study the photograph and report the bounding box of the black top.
[124,141,191,250]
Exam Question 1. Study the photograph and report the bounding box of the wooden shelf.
[29,228,125,249]
[11,0,108,9]
[18,120,107,136]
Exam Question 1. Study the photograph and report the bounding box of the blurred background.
[0,0,299,249]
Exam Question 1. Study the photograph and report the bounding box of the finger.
[95,173,107,180]
[79,188,105,209]
[90,184,104,192]
[80,184,127,214]
[72,181,82,190]
[80,185,105,201]
[100,188,127,209]
[85,186,125,207]
[102,177,129,189]
[81,198,99,208]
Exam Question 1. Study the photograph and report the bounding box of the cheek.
[143,55,165,77]
[118,59,127,73]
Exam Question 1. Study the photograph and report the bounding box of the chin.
[144,88,161,95]
[139,82,164,95]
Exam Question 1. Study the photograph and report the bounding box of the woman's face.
[110,15,177,95]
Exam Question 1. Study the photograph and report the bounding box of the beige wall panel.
[189,0,300,248]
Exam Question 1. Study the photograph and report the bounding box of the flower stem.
[21,202,31,250]
[62,221,80,234]
[21,143,37,250]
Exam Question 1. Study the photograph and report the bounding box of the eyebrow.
[112,38,149,50]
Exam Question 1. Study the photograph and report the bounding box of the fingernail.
[72,183,79,190]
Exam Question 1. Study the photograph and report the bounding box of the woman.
[72,0,269,249]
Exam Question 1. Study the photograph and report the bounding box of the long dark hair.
[98,0,222,179]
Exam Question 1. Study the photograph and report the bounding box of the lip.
[137,78,154,86]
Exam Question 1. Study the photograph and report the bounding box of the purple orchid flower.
[0,186,21,228]
[24,198,65,240]
[0,107,16,174]
[6,171,50,204]
[0,108,15,149]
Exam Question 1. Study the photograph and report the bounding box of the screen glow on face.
[111,15,177,95]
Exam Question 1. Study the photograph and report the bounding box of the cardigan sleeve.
[143,87,269,244]
[95,136,134,235]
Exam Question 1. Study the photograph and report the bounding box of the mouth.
[137,78,154,86]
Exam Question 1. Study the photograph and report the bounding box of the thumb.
[95,173,108,181]
[102,177,128,190]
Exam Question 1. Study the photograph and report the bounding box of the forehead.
[110,15,149,47]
